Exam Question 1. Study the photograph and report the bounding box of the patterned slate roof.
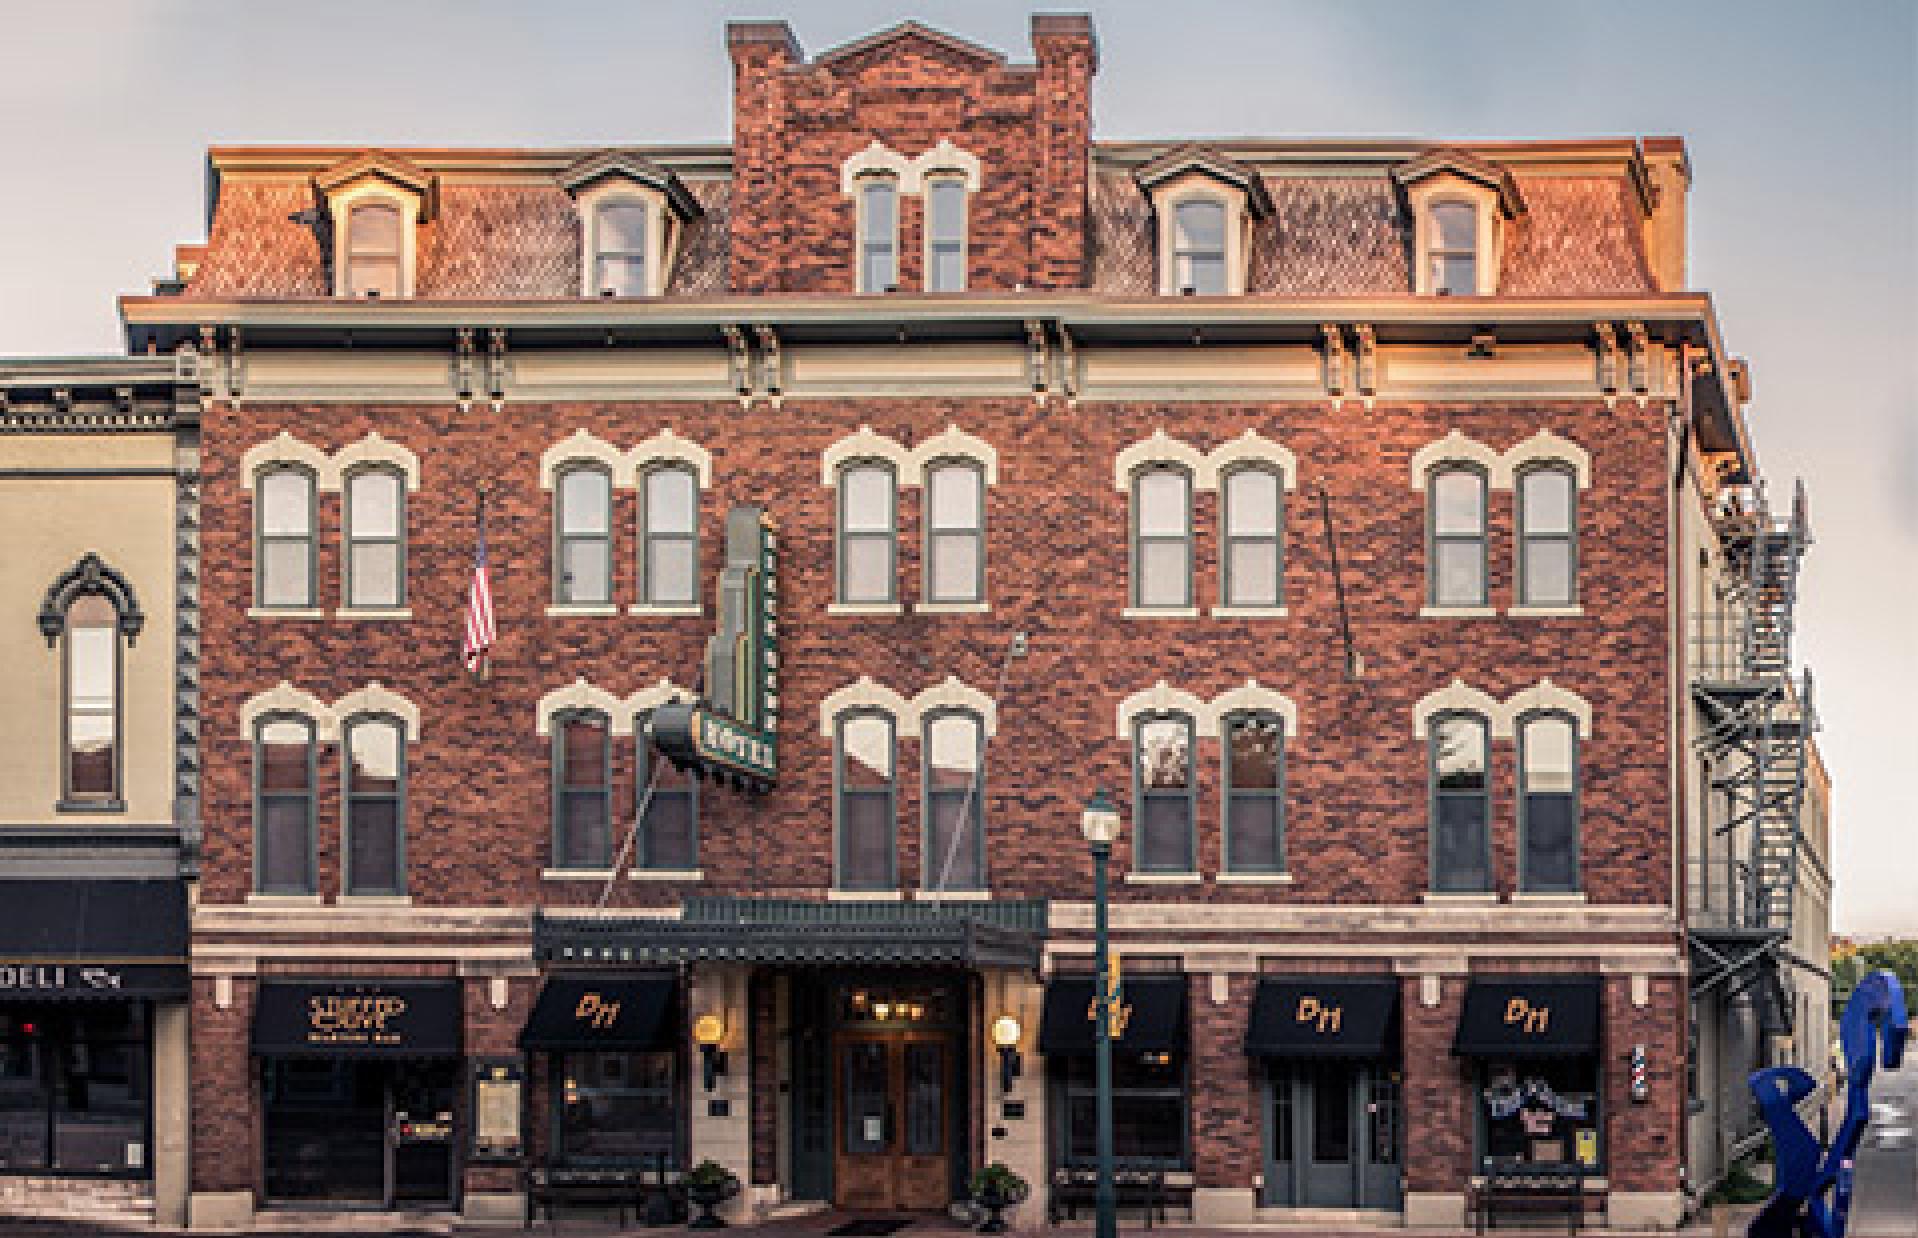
[1499,176,1655,295]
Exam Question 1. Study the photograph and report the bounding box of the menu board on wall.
[471,1060,524,1161]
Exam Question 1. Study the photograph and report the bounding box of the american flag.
[462,492,496,676]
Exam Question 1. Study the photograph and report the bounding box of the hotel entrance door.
[833,1033,951,1211]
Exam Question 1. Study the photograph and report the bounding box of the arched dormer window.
[1391,148,1525,298]
[589,198,650,297]
[1172,198,1228,295]
[345,200,403,298]
[857,175,899,293]
[1136,145,1273,297]
[39,553,143,810]
[315,152,433,299]
[561,151,703,300]
[1428,201,1477,297]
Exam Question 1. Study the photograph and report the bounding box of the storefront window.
[555,1051,678,1168]
[1057,1052,1188,1169]
[1479,1060,1601,1171]
[0,1003,149,1175]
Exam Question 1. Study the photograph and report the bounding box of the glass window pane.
[259,724,311,791]
[68,622,115,711]
[1136,470,1188,536]
[648,538,697,604]
[1435,718,1487,791]
[1227,796,1282,871]
[560,469,610,535]
[1226,469,1280,536]
[926,715,980,788]
[1435,253,1476,296]
[928,465,980,530]
[348,722,401,794]
[598,202,648,253]
[928,181,965,243]
[1524,795,1578,892]
[261,542,311,607]
[1179,253,1227,295]
[862,179,896,235]
[1175,200,1226,250]
[558,1051,678,1166]
[1138,541,1190,607]
[1432,202,1476,250]
[842,535,893,603]
[926,794,982,889]
[1228,716,1282,790]
[349,543,400,608]
[1433,471,1483,534]
[1227,540,1279,607]
[350,203,401,252]
[1521,470,1573,535]
[349,257,401,299]
[930,245,965,293]
[260,471,311,536]
[1523,540,1573,606]
[929,532,979,603]
[646,469,696,534]
[1524,718,1575,793]
[1139,719,1190,789]
[1139,796,1192,870]
[260,798,312,891]
[348,471,400,539]
[1434,541,1484,607]
[840,793,892,887]
[842,467,893,531]
[595,255,647,297]
[68,718,115,795]
[562,539,610,604]
[562,717,608,787]
[643,793,697,870]
[348,799,400,894]
[1435,797,1489,891]
[841,717,893,785]
[561,793,610,868]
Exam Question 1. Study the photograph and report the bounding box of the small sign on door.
[863,1115,884,1144]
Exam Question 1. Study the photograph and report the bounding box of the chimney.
[1641,137,1690,292]
[1028,14,1098,287]
[727,20,803,292]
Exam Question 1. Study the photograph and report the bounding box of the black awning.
[252,981,461,1058]
[1039,975,1187,1055]
[1453,977,1602,1058]
[0,880,188,999]
[520,973,678,1052]
[1245,978,1400,1059]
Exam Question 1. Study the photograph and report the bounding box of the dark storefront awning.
[1245,977,1400,1059]
[0,879,187,999]
[1453,977,1602,1058]
[520,973,677,1052]
[1039,975,1187,1055]
[252,981,462,1058]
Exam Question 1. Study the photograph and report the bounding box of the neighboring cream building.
[0,356,198,1226]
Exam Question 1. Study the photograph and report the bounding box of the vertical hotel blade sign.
[651,505,778,791]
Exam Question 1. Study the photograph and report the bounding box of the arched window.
[1172,198,1227,295]
[1430,712,1491,893]
[1519,713,1579,893]
[1223,711,1284,873]
[344,466,405,609]
[1132,465,1192,609]
[255,715,317,895]
[837,462,897,605]
[1518,465,1577,607]
[1428,465,1487,607]
[639,465,699,607]
[1134,713,1195,873]
[1428,201,1477,297]
[637,712,698,871]
[835,711,896,890]
[553,710,612,869]
[925,176,968,292]
[64,594,120,805]
[857,175,899,293]
[344,715,405,896]
[345,200,403,298]
[257,465,316,609]
[555,465,613,605]
[923,710,984,891]
[924,460,984,605]
[1222,465,1284,608]
[591,199,649,297]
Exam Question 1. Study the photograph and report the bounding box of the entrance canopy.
[1245,977,1400,1059]
[0,879,188,1000]
[252,981,461,1057]
[1039,975,1187,1054]
[1452,977,1601,1058]
[520,972,677,1051]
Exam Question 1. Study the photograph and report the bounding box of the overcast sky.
[3,0,1913,931]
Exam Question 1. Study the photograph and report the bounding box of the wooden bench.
[525,1158,687,1230]
[1472,1166,1587,1234]
[1046,1168,1193,1228]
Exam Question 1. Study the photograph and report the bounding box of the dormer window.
[858,175,899,293]
[925,176,967,292]
[1392,147,1526,298]
[345,201,403,298]
[1172,199,1227,295]
[591,199,650,297]
[314,152,434,299]
[1428,201,1477,297]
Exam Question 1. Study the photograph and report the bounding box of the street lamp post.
[1082,790,1122,1238]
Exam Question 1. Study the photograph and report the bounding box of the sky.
[2,0,1913,931]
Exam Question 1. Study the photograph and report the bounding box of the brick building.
[99,13,1811,1231]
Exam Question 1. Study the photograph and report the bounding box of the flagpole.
[472,482,492,682]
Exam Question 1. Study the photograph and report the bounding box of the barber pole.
[1630,1043,1649,1103]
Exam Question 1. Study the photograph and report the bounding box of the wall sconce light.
[991,1014,1023,1094]
[693,1013,728,1092]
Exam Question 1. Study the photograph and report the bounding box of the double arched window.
[1221,465,1284,609]
[639,464,699,607]
[834,710,897,890]
[924,460,984,605]
[924,176,968,292]
[1223,711,1285,873]
[636,712,698,871]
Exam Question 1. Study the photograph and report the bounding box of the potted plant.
[969,1162,1030,1234]
[681,1159,740,1229]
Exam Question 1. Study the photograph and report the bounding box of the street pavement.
[1850,1059,1918,1236]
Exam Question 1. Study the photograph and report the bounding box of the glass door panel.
[842,1041,891,1157]
[1303,1063,1357,1207]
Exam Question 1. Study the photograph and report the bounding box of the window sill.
[1216,871,1295,885]
[1124,872,1201,885]
[55,798,126,814]
[540,867,617,881]
[1121,607,1200,619]
[626,603,704,617]
[546,604,619,617]
[827,602,904,616]
[245,892,324,905]
[1420,891,1498,904]
[1418,605,1498,618]
[828,888,904,902]
[1509,891,1588,904]
[627,868,705,882]
[338,893,413,905]
[337,607,413,621]
[248,607,326,620]
[1210,605,1289,619]
[914,888,992,901]
[1507,604,1586,618]
[915,601,991,614]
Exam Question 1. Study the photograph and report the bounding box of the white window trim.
[908,676,998,738]
[1115,681,1216,740]
[334,682,422,742]
[823,426,912,486]
[819,676,914,738]
[1150,175,1250,296]
[907,425,998,487]
[334,431,421,492]
[1406,176,1502,298]
[240,682,337,742]
[1505,430,1592,490]
[576,182,677,298]
[922,172,969,293]
[1114,429,1211,492]
[1412,677,1592,740]
[631,429,713,488]
[541,430,633,490]
[242,432,337,492]
[328,183,420,300]
[853,172,901,294]
[536,677,635,736]
[1410,430,1505,490]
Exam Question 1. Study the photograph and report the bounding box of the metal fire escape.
[1688,479,1816,1033]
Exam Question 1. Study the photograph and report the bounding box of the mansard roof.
[1133,143,1275,218]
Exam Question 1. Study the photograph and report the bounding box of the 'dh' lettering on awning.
[519,972,678,1051]
[1452,977,1602,1058]
[1038,974,1187,1055]
[1244,977,1400,1059]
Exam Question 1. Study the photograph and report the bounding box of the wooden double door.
[832,1031,952,1211]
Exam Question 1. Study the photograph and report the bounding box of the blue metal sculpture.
[1747,969,1908,1238]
